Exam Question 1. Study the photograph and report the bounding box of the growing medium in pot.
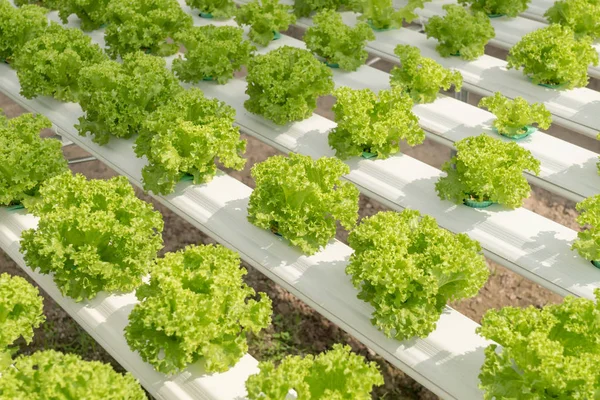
[435,134,541,209]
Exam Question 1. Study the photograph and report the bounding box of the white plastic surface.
[0,88,492,400]
[292,11,600,139]
[0,209,259,400]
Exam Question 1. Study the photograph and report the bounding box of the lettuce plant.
[425,4,495,60]
[246,344,383,399]
[304,10,374,71]
[247,153,359,255]
[0,350,146,399]
[477,291,600,400]
[293,0,348,17]
[0,273,44,365]
[390,44,463,103]
[0,112,67,206]
[14,0,58,8]
[185,0,236,18]
[77,51,182,145]
[245,46,334,125]
[435,134,540,209]
[347,210,489,339]
[20,173,164,302]
[352,0,426,30]
[545,0,600,39]
[0,1,48,63]
[173,26,254,84]
[135,88,246,195]
[125,244,272,374]
[457,0,531,17]
[507,24,598,89]
[329,86,425,159]
[479,92,552,137]
[105,0,192,58]
[236,0,296,46]
[13,23,107,102]
[572,195,600,262]
[57,0,111,31]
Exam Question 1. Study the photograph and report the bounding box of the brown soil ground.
[0,34,593,399]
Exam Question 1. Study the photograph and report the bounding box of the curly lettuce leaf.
[435,134,540,208]
[458,0,531,17]
[352,0,426,30]
[105,0,192,58]
[13,22,107,102]
[247,153,359,255]
[235,0,296,46]
[57,0,111,31]
[0,273,45,350]
[390,44,463,103]
[477,290,600,400]
[14,0,58,9]
[479,92,552,134]
[304,10,374,71]
[135,88,246,195]
[425,4,495,60]
[185,0,236,18]
[507,24,598,89]
[572,195,600,261]
[0,350,146,399]
[247,344,383,399]
[245,46,334,125]
[293,0,348,17]
[21,173,164,302]
[0,111,67,206]
[329,86,425,159]
[545,0,600,39]
[0,1,48,62]
[347,210,489,340]
[173,25,255,84]
[125,244,272,374]
[77,51,182,145]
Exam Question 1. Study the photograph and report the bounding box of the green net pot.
[463,195,495,208]
[200,11,213,18]
[592,260,600,269]
[492,125,537,140]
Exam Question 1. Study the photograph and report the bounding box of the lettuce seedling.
[173,25,255,84]
[105,0,192,58]
[390,44,463,103]
[13,23,107,102]
[77,51,182,145]
[247,153,359,255]
[545,0,600,39]
[458,0,531,17]
[479,92,552,137]
[246,344,384,399]
[0,350,146,399]
[0,1,48,63]
[0,112,67,206]
[245,46,334,125]
[21,173,164,302]
[236,0,296,46]
[347,209,489,339]
[135,88,246,195]
[57,0,111,31]
[425,4,495,60]
[507,24,598,89]
[304,10,374,71]
[572,195,600,262]
[435,134,540,208]
[125,244,272,374]
[329,86,425,159]
[185,0,236,18]
[477,291,600,400]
